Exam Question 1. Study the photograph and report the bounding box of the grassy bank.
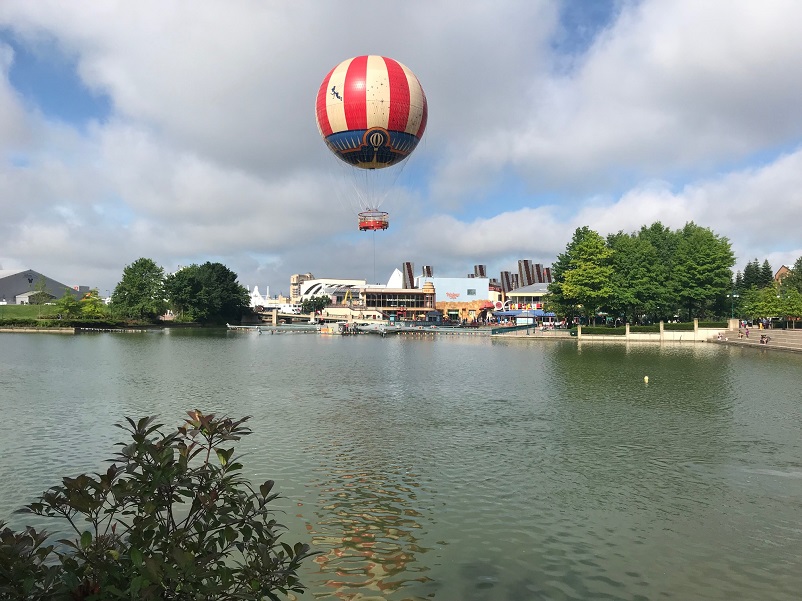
[0,303,153,329]
[0,304,53,319]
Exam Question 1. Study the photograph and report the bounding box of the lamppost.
[730,287,734,318]
[729,288,739,319]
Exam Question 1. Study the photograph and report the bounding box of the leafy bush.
[629,325,660,333]
[0,318,39,328]
[581,326,626,335]
[0,523,60,598]
[0,412,315,600]
[300,296,331,315]
[698,321,728,328]
[663,322,695,331]
[168,313,198,324]
[0,317,146,329]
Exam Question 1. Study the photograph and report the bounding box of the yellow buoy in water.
[644,376,649,384]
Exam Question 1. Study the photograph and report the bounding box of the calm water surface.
[1,330,801,600]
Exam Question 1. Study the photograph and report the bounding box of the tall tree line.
[733,256,802,324]
[736,258,774,291]
[110,258,250,323]
[548,222,735,323]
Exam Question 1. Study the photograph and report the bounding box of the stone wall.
[577,319,722,343]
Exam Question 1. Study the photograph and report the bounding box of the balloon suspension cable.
[373,230,377,284]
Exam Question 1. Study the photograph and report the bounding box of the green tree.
[164,267,203,321]
[53,288,83,318]
[561,229,614,324]
[28,277,53,306]
[781,256,802,294]
[80,289,107,319]
[548,226,594,321]
[741,258,761,290]
[759,259,774,288]
[164,262,249,324]
[779,286,802,327]
[734,271,743,291]
[607,231,660,324]
[740,284,782,320]
[636,222,678,319]
[300,295,332,314]
[551,221,736,323]
[672,223,735,320]
[1,412,315,600]
[110,258,167,320]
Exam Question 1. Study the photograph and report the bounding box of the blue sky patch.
[551,0,623,57]
[2,30,111,126]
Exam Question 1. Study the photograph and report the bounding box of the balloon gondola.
[315,55,428,231]
[358,210,389,231]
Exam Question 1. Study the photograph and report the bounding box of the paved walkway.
[491,326,573,339]
[713,327,802,353]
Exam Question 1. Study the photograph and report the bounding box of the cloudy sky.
[1,0,801,296]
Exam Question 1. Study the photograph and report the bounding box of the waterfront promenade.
[491,319,802,353]
[715,326,802,353]
[491,320,719,342]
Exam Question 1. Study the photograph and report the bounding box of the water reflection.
[307,442,432,599]
[2,333,801,600]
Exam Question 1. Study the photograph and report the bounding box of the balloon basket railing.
[358,210,389,231]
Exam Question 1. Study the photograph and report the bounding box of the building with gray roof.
[0,269,85,305]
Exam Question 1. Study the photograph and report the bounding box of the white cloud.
[500,0,802,192]
[0,42,31,149]
[0,0,800,290]
[400,146,802,278]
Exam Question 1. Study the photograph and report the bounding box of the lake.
[1,330,801,600]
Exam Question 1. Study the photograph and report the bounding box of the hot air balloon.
[315,55,428,231]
